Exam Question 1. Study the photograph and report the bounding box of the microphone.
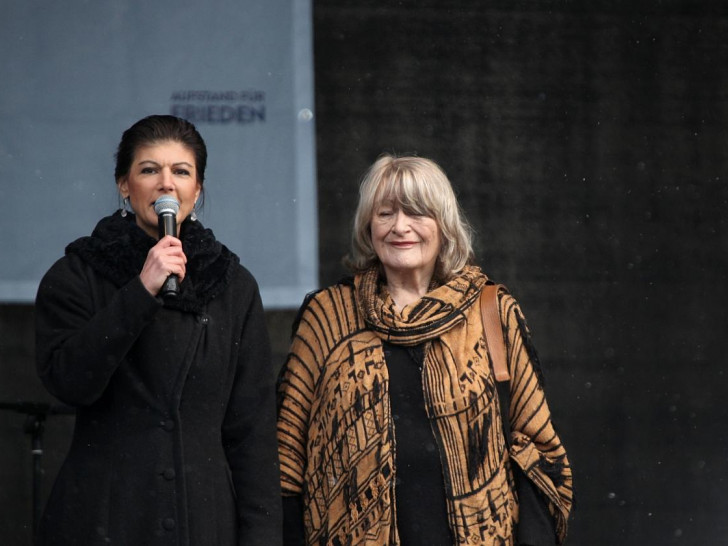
[153,196,181,297]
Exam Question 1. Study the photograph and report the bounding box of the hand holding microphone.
[139,196,186,297]
[153,196,181,297]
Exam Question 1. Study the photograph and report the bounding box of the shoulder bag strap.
[480,284,558,545]
[480,284,513,447]
[480,283,509,381]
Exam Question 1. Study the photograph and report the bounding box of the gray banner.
[0,0,317,308]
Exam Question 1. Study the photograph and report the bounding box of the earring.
[120,197,130,217]
[190,203,198,222]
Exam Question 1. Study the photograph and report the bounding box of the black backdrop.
[1,1,727,544]
[311,1,728,544]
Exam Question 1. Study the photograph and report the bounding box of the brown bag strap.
[479,284,510,381]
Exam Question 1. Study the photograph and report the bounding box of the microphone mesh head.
[154,196,180,215]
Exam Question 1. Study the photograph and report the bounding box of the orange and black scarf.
[277,265,572,545]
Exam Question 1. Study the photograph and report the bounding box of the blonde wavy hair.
[347,154,474,281]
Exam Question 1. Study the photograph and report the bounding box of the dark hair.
[114,115,207,187]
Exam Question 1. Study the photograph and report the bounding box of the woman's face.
[370,200,442,283]
[117,140,201,239]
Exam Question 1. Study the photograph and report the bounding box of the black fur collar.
[66,211,239,313]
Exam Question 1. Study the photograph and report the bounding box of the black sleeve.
[35,255,161,406]
[282,495,305,546]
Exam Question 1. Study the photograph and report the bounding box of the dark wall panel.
[312,1,728,544]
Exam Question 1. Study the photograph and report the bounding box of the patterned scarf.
[355,265,489,346]
[357,263,511,487]
[279,264,572,545]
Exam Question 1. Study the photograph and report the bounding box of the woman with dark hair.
[35,115,282,545]
[277,154,573,545]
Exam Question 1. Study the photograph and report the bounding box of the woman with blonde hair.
[277,154,572,545]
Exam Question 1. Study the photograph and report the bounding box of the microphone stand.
[0,401,75,541]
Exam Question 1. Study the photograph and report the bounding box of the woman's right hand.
[139,235,187,296]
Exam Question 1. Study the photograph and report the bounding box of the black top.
[282,340,453,546]
[383,341,452,545]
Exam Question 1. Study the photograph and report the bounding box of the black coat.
[34,212,282,546]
